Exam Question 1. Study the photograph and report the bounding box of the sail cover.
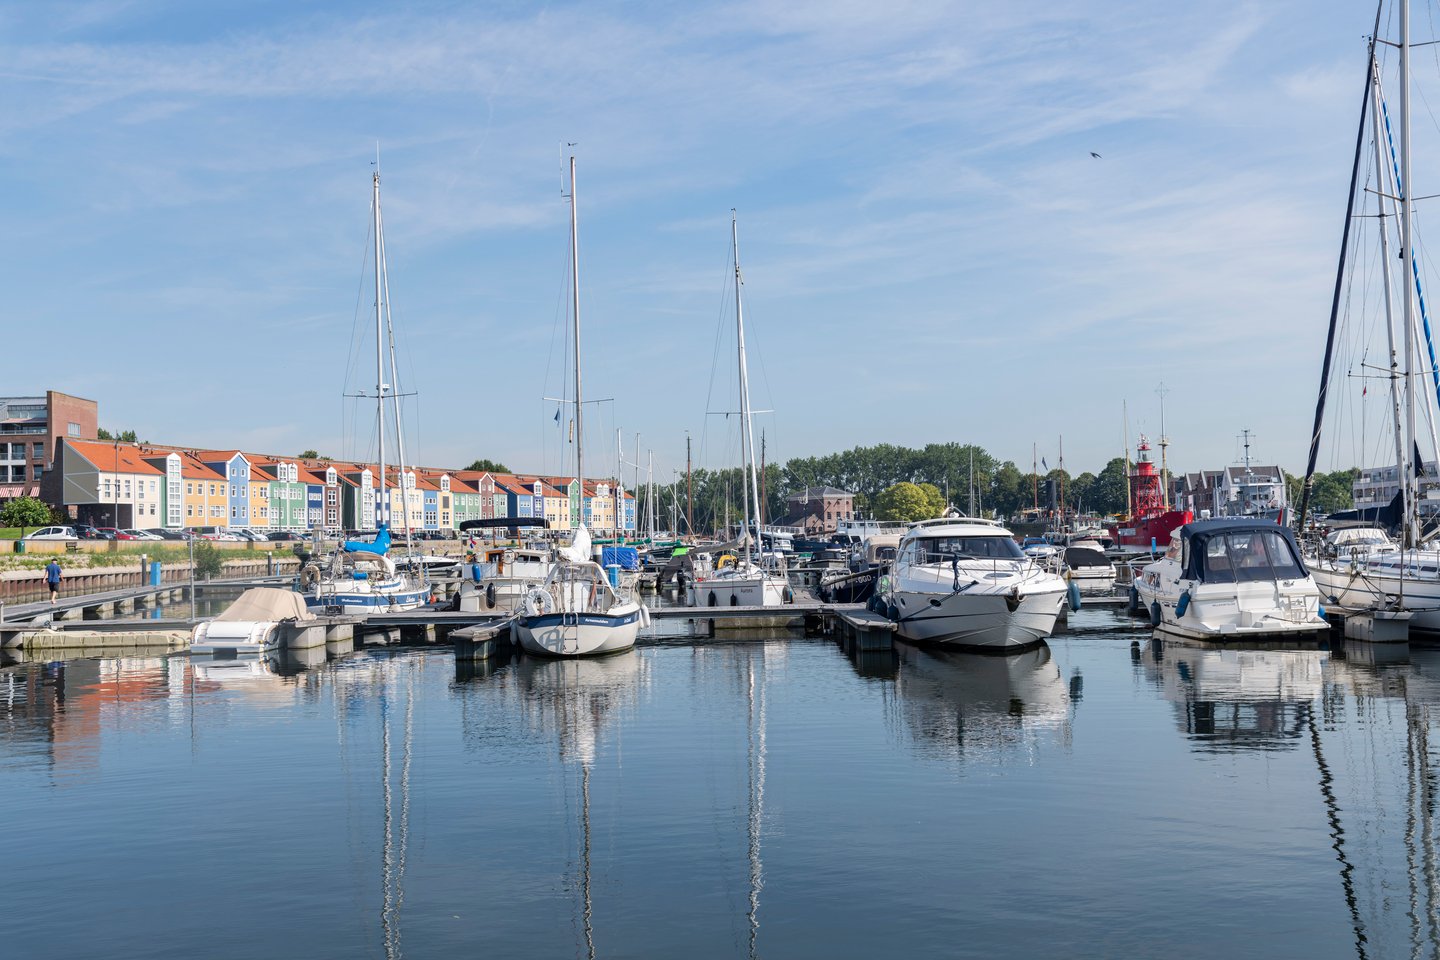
[343,522,392,556]
[560,524,593,563]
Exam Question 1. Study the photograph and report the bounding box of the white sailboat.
[302,168,428,614]
[1302,5,1437,637]
[515,153,647,658]
[686,212,792,608]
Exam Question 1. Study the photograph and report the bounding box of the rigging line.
[1378,89,1440,404]
[1299,5,1381,528]
[343,205,377,419]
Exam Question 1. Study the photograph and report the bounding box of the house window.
[187,505,194,517]
[231,506,237,519]
[67,422,80,438]
[32,442,43,458]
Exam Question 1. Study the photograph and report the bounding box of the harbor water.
[1,607,1434,958]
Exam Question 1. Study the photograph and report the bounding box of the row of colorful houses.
[40,440,638,535]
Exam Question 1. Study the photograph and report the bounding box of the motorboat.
[1048,541,1116,589]
[192,587,317,654]
[879,517,1068,650]
[453,544,555,613]
[819,533,900,603]
[1131,518,1327,641]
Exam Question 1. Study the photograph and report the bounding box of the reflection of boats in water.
[1139,638,1326,751]
[892,641,1072,758]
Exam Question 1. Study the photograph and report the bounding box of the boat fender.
[783,585,794,604]
[639,605,651,628]
[1127,585,1140,614]
[886,603,899,622]
[522,587,556,618]
[708,590,718,607]
[1318,604,1326,619]
[1067,580,1082,612]
[730,593,739,606]
[1149,601,1162,627]
[1175,591,1190,618]
[485,583,496,609]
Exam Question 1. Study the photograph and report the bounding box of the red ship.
[1108,436,1192,551]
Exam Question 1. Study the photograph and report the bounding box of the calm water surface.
[1,608,1434,958]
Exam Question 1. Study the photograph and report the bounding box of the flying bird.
[1090,152,1102,159]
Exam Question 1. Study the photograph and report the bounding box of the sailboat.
[515,153,647,658]
[301,168,428,614]
[1302,3,1438,637]
[685,212,792,608]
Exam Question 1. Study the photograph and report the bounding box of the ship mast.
[373,168,387,529]
[1156,382,1170,509]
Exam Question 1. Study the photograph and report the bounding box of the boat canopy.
[459,517,551,531]
[1177,519,1307,583]
[1062,546,1111,569]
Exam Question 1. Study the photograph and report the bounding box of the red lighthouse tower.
[1109,435,1193,551]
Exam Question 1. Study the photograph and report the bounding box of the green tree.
[298,449,322,460]
[916,482,947,518]
[1090,458,1130,515]
[874,482,934,522]
[1312,468,1358,514]
[96,428,139,443]
[465,458,511,473]
[192,541,224,580]
[0,496,52,535]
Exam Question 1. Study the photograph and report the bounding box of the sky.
[0,0,1422,484]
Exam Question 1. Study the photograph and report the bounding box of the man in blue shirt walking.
[46,558,61,605]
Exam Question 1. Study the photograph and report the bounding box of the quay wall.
[0,557,303,604]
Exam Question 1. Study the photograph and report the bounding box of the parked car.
[124,529,165,541]
[231,529,265,542]
[72,524,112,540]
[96,527,139,541]
[268,531,305,541]
[151,528,193,541]
[22,526,78,541]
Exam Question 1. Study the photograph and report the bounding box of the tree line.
[629,443,1361,534]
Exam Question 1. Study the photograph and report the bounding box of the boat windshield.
[916,536,1025,563]
[1199,530,1304,583]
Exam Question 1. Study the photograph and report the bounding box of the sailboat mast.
[570,154,585,525]
[373,170,387,528]
[686,432,694,538]
[1402,0,1420,546]
[733,211,763,562]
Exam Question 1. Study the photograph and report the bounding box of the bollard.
[150,560,162,586]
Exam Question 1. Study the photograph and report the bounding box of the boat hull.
[303,587,429,615]
[1311,560,1440,633]
[686,574,789,608]
[515,607,641,657]
[889,587,1066,650]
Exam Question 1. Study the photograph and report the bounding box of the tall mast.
[1156,382,1170,509]
[1402,0,1419,546]
[569,153,585,526]
[686,432,694,537]
[733,211,763,563]
[378,204,415,552]
[1123,401,1132,516]
[1032,443,1038,511]
[373,169,387,528]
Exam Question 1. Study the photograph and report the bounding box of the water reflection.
[890,642,1073,761]
[1141,639,1326,752]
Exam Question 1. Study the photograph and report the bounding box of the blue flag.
[554,407,561,424]
[1041,457,1048,470]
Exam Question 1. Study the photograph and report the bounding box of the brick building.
[779,486,855,534]
[1,390,98,503]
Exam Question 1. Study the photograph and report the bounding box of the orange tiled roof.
[68,440,166,476]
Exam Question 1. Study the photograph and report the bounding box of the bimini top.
[1177,518,1308,583]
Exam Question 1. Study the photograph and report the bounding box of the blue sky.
[0,0,1403,481]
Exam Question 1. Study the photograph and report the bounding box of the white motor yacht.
[1132,519,1327,641]
[880,517,1068,650]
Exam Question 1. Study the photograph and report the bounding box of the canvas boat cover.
[1063,547,1111,568]
[600,546,640,570]
[215,587,315,623]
